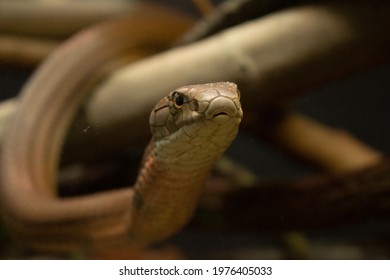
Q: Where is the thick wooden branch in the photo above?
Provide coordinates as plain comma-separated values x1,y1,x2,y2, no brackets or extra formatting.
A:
0,1,389,164
83,1,390,161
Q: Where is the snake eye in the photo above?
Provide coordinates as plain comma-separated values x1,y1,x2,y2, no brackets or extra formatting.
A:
173,93,185,109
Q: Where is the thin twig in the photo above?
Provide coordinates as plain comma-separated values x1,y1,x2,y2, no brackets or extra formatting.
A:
191,0,215,16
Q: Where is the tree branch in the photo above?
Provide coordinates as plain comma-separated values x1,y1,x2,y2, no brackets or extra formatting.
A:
0,1,388,165
212,159,390,230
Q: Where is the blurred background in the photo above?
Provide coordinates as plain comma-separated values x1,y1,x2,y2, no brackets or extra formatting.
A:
0,0,389,259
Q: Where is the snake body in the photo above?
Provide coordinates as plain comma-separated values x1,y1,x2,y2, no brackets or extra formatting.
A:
132,83,242,245
0,11,242,250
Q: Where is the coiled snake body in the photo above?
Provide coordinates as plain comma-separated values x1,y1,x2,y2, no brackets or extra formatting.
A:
0,6,243,250
1,80,242,250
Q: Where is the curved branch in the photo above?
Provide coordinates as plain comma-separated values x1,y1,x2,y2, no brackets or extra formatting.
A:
0,1,389,164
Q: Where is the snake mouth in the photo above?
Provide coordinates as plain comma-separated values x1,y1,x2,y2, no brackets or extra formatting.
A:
206,96,240,121
211,110,239,124
213,112,228,118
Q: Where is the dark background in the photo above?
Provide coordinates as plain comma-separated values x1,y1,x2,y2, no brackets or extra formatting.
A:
0,0,389,259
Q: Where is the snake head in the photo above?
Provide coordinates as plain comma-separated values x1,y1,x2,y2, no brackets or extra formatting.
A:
149,82,243,164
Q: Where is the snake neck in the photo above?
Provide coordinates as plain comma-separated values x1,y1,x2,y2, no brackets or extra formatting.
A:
127,82,242,246
129,140,216,244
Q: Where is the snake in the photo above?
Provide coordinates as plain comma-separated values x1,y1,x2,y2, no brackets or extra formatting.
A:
0,10,243,251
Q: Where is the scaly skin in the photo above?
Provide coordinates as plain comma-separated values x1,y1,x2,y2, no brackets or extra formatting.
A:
0,8,196,252
0,10,242,252
131,82,242,245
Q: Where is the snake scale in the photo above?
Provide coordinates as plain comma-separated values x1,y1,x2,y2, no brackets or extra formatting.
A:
0,8,242,251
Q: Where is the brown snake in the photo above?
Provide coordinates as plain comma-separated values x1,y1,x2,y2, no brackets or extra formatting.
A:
0,10,242,251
